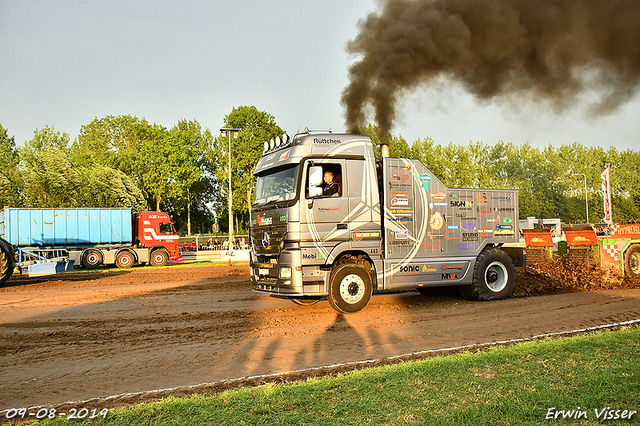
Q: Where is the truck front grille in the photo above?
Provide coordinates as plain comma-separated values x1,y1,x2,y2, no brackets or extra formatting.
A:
251,225,286,256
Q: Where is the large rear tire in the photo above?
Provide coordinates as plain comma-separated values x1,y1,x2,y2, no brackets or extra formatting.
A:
327,259,373,313
82,249,103,269
115,251,135,269
459,248,515,301
625,245,640,278
0,242,16,286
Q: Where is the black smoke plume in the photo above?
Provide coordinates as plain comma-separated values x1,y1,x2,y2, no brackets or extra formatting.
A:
342,0,640,139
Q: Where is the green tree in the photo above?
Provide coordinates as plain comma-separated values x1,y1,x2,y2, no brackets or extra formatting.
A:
72,115,166,206
0,124,24,207
20,126,77,207
20,125,147,209
142,119,213,233
77,165,147,211
213,106,283,232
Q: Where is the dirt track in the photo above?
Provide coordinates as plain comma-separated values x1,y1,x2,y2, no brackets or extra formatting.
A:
1,263,640,411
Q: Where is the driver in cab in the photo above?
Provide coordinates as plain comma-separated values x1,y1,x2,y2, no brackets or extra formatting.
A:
323,170,341,197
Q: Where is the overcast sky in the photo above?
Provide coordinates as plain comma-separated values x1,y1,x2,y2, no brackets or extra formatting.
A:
1,0,638,152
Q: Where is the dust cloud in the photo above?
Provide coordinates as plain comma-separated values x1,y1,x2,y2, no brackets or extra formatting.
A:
342,0,640,140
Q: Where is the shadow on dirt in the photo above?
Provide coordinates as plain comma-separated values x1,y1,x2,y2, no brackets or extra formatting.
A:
2,269,133,288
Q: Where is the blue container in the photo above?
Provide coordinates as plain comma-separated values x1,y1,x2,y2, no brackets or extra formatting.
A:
0,208,133,247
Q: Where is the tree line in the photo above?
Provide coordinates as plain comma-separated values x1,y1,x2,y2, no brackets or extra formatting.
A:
1,111,638,236
0,106,282,235
363,124,640,224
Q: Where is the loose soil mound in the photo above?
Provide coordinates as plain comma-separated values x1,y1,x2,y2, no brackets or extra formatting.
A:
513,261,640,297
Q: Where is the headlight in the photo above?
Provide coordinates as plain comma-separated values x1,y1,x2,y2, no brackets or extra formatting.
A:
279,267,292,279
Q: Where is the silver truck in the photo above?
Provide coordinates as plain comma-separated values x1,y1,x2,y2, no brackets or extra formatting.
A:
250,130,519,313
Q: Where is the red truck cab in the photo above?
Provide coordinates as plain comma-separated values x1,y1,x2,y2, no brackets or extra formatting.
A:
134,211,181,261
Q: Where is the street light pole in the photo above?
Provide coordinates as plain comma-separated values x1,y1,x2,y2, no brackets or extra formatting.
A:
573,173,589,224
220,128,241,253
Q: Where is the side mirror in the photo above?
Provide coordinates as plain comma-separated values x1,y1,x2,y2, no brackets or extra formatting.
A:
308,166,323,198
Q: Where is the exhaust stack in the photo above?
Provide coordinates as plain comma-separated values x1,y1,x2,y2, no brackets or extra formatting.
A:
381,143,390,158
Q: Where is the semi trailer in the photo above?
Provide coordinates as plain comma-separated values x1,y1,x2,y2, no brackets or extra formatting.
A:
249,131,521,313
0,207,180,285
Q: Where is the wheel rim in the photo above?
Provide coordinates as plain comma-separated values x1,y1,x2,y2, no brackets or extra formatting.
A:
86,252,100,266
631,252,640,274
339,273,365,304
485,261,508,292
154,253,166,264
119,254,132,266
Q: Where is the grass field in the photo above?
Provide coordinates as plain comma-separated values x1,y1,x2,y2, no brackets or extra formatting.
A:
11,326,640,425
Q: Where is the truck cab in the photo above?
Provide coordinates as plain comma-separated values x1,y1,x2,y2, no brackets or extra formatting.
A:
134,211,180,261
250,131,519,313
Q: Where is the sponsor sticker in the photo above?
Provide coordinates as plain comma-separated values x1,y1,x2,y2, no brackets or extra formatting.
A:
313,138,341,144
450,200,473,208
400,265,420,274
391,197,409,206
257,215,273,226
445,230,461,240
455,214,476,220
302,252,327,260
495,224,515,236
479,226,494,237
431,191,446,201
429,202,448,208
491,195,513,202
392,172,411,183
390,240,414,246
389,208,413,215
462,232,479,241
353,231,381,241
429,212,444,230
419,173,432,190
395,229,410,239
390,217,414,223
476,192,488,205
279,150,290,161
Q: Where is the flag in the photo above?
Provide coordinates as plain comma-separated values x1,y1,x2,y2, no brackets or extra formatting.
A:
601,167,613,225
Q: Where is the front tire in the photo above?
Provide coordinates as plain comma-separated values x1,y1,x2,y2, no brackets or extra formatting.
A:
289,296,322,306
115,251,135,268
459,248,515,301
150,249,169,267
625,245,640,278
327,260,373,313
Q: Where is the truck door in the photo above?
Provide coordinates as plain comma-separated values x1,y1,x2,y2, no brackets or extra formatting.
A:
300,160,349,250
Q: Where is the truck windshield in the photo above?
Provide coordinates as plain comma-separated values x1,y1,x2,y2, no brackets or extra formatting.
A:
159,222,175,235
254,164,299,205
